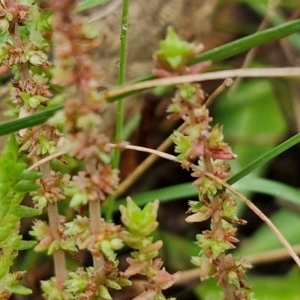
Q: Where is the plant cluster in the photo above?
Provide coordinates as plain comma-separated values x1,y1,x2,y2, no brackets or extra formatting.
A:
153,27,254,299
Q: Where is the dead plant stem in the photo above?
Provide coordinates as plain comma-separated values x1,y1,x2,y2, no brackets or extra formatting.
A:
104,67,300,101
39,162,68,285
86,159,106,283
205,78,233,106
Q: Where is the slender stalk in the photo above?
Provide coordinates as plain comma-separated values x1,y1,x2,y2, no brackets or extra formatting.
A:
113,0,130,165
86,159,106,282
104,67,300,102
28,151,67,170
205,78,233,107
39,162,67,286
89,200,106,283
106,0,130,220
13,18,67,286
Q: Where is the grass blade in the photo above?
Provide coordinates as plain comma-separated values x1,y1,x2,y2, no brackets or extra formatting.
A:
191,19,300,64
228,132,300,185
0,105,63,136
234,178,300,206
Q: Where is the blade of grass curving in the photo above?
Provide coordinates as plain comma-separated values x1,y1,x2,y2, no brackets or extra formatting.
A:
234,177,300,206
0,105,63,136
105,67,300,102
228,132,300,185
191,18,300,64
250,3,300,51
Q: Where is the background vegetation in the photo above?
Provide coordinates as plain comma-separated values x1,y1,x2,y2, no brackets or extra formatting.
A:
1,0,300,299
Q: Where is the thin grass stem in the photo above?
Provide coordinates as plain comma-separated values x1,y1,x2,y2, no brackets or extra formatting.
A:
107,0,130,221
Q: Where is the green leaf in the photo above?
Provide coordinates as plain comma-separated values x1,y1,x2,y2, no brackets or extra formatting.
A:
248,271,300,300
155,27,194,69
159,231,198,270
0,223,12,243
236,209,300,256
14,205,41,218
3,134,18,163
114,173,300,213
0,200,10,219
19,169,41,181
191,18,300,64
13,240,37,251
9,283,32,295
14,181,40,192
228,132,300,185
233,177,300,207
250,3,300,51
0,268,7,280
0,105,63,137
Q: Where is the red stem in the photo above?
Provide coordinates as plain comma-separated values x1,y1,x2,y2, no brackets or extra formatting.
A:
203,154,236,299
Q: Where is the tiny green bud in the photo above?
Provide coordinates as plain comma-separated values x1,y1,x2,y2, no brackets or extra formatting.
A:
69,192,88,208
120,198,159,236
38,135,56,155
28,50,48,66
28,95,45,109
172,130,192,161
41,277,73,300
0,18,9,35
179,84,197,104
100,240,116,262
167,102,181,114
227,270,239,288
98,285,112,300
82,22,99,39
65,270,88,293
110,238,124,250
106,279,122,290
155,26,194,69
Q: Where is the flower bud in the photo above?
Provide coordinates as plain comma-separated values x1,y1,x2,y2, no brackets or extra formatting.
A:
28,50,48,66
0,18,9,35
